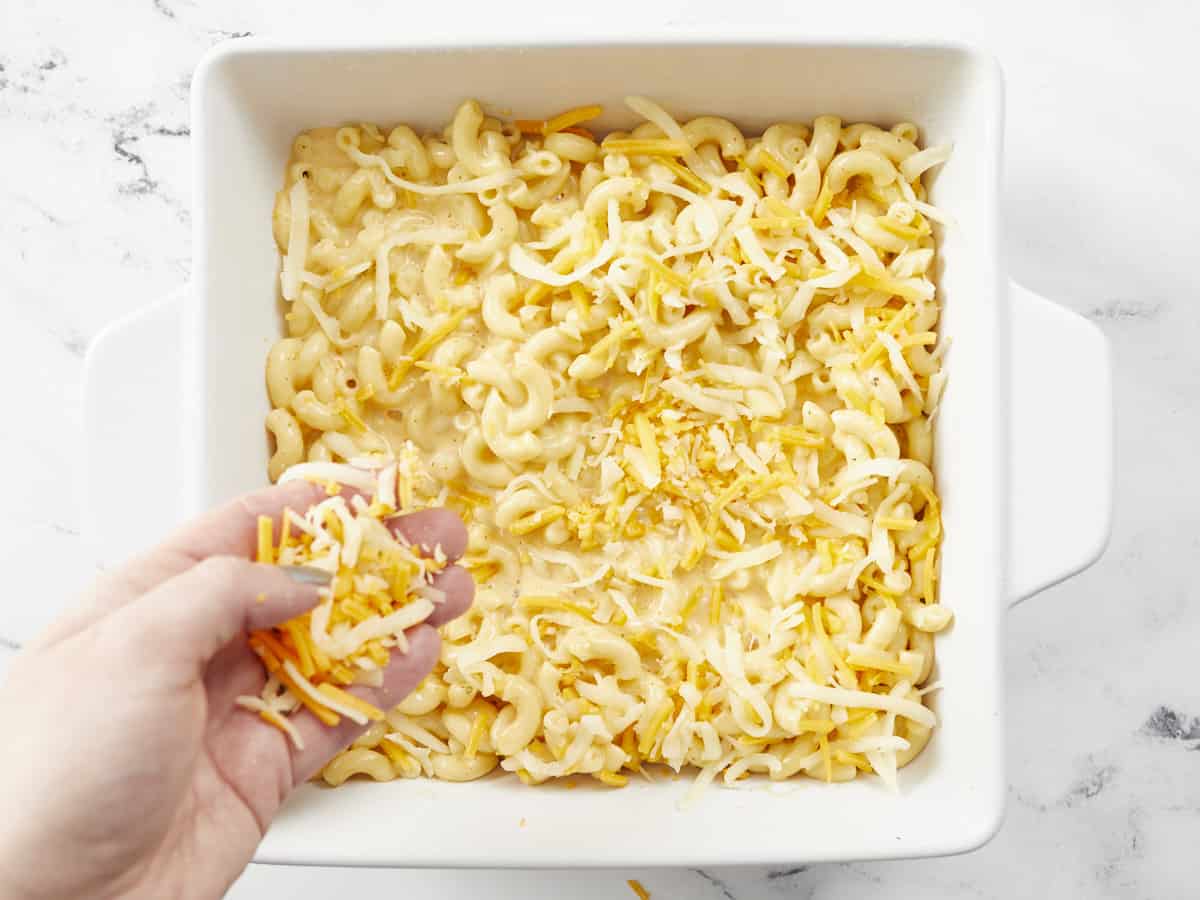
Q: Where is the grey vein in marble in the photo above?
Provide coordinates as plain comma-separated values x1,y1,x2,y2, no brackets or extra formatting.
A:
1085,299,1164,322
1140,706,1200,742
693,869,737,899
110,105,164,196
1061,759,1118,807
765,866,808,880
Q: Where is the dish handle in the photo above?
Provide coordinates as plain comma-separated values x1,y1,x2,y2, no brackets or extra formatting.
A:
1009,281,1113,604
82,285,188,567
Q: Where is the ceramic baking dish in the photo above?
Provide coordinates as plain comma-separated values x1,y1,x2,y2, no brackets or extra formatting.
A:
79,33,1112,868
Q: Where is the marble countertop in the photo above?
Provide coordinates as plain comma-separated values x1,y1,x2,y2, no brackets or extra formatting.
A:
3,0,1198,896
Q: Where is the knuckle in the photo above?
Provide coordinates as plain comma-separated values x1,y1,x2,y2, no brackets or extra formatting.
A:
195,554,251,592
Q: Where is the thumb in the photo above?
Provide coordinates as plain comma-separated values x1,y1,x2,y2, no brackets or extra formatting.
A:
110,557,331,671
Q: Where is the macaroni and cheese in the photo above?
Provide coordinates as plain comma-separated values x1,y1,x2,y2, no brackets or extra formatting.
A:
265,97,952,790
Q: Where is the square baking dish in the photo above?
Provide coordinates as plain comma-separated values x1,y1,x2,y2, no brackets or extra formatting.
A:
79,31,1112,868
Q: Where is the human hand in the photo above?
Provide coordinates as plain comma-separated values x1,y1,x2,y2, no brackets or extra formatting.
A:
0,481,472,900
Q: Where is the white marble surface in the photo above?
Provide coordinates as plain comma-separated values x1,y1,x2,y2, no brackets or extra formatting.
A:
2,0,1198,896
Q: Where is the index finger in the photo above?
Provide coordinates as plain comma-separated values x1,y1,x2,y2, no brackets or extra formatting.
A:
33,480,330,650
160,480,333,562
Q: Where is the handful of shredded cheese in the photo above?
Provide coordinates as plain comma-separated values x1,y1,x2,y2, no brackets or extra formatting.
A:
237,446,449,751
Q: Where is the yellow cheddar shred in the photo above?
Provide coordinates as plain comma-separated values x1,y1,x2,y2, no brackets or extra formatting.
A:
256,515,274,565
759,149,792,180
709,583,723,627
543,104,603,135
656,156,710,193
464,709,491,761
518,595,593,618
601,138,691,157
509,505,567,536
388,309,469,389
594,770,629,787
638,700,673,756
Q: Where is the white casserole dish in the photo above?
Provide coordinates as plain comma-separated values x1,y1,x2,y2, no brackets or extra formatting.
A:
79,33,1112,868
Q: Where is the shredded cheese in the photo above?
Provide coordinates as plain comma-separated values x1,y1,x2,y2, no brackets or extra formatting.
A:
238,450,447,748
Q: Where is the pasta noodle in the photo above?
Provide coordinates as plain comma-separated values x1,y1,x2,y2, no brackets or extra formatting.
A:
266,98,952,790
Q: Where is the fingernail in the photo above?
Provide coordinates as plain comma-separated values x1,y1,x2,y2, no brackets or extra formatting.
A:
282,565,333,586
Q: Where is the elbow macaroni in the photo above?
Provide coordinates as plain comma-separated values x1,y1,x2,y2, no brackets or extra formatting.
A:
268,96,952,791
